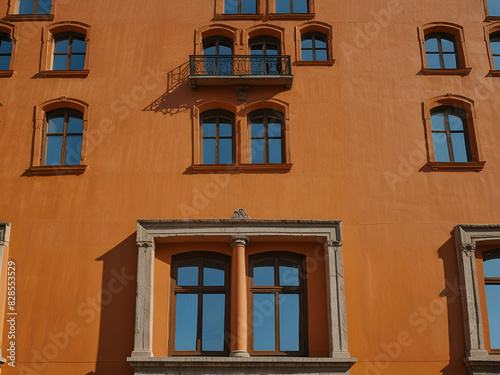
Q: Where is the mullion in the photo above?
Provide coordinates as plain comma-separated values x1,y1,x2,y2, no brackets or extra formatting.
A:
66,34,74,70
215,114,220,164
443,111,455,162
264,116,269,163
437,35,445,69
32,0,38,14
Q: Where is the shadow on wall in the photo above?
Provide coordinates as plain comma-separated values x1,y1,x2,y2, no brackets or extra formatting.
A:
85,233,137,375
437,236,468,375
143,62,190,116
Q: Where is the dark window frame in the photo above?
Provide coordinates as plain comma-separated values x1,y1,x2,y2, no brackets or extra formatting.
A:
248,252,308,356
52,32,86,71
249,109,285,164
300,31,327,61
41,108,84,166
425,32,460,69
200,109,235,165
170,252,231,356
430,106,472,163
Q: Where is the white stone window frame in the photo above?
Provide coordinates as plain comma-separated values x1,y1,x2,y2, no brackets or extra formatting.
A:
454,224,500,375
128,219,356,375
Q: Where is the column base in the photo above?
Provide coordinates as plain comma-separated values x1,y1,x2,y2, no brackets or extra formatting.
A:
130,350,153,358
229,350,250,357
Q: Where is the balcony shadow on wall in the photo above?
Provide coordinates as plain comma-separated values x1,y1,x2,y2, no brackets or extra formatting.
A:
85,233,137,375
437,237,468,375
142,62,191,116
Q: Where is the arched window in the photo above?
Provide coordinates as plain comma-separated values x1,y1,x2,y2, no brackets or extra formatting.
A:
53,32,86,71
276,0,308,13
224,0,257,14
249,35,281,74
490,32,500,70
0,33,13,70
203,36,233,75
483,249,500,351
249,252,307,355
18,0,51,14
249,109,284,164
171,252,230,355
430,106,470,163
200,109,235,164
425,32,459,69
301,32,327,61
42,108,84,166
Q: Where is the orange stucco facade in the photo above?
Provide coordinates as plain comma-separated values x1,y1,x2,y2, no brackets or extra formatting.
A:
0,0,499,374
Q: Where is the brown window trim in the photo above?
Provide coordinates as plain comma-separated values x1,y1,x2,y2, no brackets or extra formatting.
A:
248,252,308,356
0,70,14,77
428,161,485,171
169,252,231,357
421,67,471,75
40,70,90,78
29,165,88,175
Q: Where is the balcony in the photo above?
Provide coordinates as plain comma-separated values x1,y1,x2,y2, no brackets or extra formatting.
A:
189,55,293,89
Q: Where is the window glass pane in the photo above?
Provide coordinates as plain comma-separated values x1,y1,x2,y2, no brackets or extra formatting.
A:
493,55,500,70
202,294,225,351
48,116,64,133
279,294,300,351
265,44,279,56
448,114,464,131
276,0,291,13
36,0,52,14
450,132,468,162
203,139,216,164
443,53,458,69
53,55,68,70
485,285,500,349
65,135,82,165
268,138,282,163
301,35,313,48
316,49,328,61
432,132,450,162
45,136,63,165
293,0,308,13
268,122,282,137
219,138,233,164
425,38,439,52
279,259,299,286
490,38,500,55
253,293,275,350
18,0,35,14
204,44,216,55
54,37,69,53
484,257,500,277
175,294,198,351
0,55,10,70
242,0,257,13
219,44,232,56
219,121,232,137
315,36,327,49
71,37,86,53
253,258,275,286
426,53,441,69
177,260,199,286
67,115,83,133
0,37,12,54
251,44,263,55
489,0,500,16
431,113,445,130
441,38,456,52
224,0,238,14
301,49,313,61
203,260,225,286
251,139,264,163
70,54,86,70
203,121,216,137
251,122,263,137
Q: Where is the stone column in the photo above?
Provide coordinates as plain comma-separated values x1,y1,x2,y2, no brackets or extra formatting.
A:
229,235,250,357
131,240,155,358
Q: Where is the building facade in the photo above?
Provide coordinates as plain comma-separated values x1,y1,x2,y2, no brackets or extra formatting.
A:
0,0,499,374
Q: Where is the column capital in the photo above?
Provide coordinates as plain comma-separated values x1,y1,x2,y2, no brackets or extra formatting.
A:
230,236,249,248
137,240,155,251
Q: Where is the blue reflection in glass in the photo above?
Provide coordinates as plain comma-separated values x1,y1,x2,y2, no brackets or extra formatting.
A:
425,38,439,52
301,49,313,61
426,53,441,69
268,123,281,137
489,0,500,16
448,114,463,131
279,260,299,286
279,294,299,351
268,139,282,163
203,121,216,137
485,285,500,349
68,116,83,133
253,293,275,350
242,0,257,13
48,116,64,133
178,262,199,286
72,38,86,53
441,38,456,52
203,139,216,164
253,258,274,286
451,133,468,162
0,56,10,70
0,37,12,54
443,53,457,69
55,37,69,53
431,113,445,130
219,138,232,164
65,135,82,165
45,136,62,165
251,122,263,137
302,35,312,48
316,49,328,61
484,257,500,277
202,294,225,351
224,0,238,13
53,55,67,70
252,139,264,163
175,294,198,351
219,121,232,137
276,0,290,13
70,54,85,70
432,133,450,162
18,0,34,14
490,38,500,55
203,260,225,286
36,0,52,14
293,0,308,13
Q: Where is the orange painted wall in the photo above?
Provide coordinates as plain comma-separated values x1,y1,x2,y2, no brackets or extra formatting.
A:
0,0,498,373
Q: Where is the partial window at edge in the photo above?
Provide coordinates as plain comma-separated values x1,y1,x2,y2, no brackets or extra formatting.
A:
18,0,51,14
0,33,13,70
276,0,308,13
487,0,500,16
483,249,500,350
224,0,257,14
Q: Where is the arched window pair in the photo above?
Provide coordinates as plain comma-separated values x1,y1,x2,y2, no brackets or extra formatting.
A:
200,109,285,165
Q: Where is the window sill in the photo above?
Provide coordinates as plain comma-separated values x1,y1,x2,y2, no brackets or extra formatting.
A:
5,14,55,21
296,60,335,66
216,13,263,20
190,163,293,174
464,355,500,375
489,70,500,77
29,165,88,175
0,70,14,77
421,67,471,76
267,13,315,20
485,15,500,21
40,70,90,78
428,161,485,171
128,356,356,374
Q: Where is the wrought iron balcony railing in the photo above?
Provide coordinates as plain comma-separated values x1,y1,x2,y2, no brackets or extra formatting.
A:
189,55,293,89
